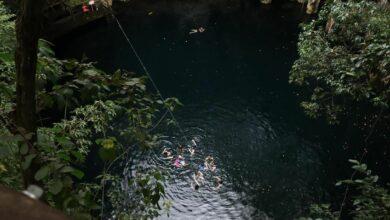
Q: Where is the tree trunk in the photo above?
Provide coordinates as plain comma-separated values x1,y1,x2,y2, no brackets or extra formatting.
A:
15,0,45,187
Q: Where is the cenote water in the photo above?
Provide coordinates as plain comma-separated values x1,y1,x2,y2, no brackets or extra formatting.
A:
57,1,354,219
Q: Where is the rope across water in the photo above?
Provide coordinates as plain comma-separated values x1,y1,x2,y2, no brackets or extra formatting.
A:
112,15,189,142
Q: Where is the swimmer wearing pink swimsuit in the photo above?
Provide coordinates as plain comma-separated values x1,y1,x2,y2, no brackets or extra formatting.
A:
174,158,181,168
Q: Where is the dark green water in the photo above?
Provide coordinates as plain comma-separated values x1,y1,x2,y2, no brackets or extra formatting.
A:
57,1,354,219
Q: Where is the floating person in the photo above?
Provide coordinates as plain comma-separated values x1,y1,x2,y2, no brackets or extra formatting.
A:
205,155,214,163
191,139,197,147
177,144,184,155
173,155,187,168
193,170,205,186
189,27,206,35
180,158,187,167
213,176,223,190
188,147,195,156
209,161,217,172
204,155,215,170
162,147,173,159
198,164,206,171
173,157,181,168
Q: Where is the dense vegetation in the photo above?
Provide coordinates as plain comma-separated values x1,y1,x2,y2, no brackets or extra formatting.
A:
290,0,390,218
291,0,389,125
0,2,176,218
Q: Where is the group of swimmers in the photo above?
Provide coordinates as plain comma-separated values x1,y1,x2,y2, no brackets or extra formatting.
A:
162,139,223,191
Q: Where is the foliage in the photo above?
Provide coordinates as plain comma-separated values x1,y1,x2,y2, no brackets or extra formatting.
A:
292,1,390,219
300,160,390,220
290,0,389,124
106,169,171,219
0,2,179,218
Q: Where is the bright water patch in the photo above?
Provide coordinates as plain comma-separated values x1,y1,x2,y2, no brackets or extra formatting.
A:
142,99,324,219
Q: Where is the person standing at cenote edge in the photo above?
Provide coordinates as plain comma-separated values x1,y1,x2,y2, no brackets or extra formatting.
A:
89,0,97,11
82,3,90,13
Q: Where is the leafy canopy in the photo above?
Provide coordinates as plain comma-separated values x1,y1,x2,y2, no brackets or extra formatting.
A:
290,0,389,124
0,2,179,218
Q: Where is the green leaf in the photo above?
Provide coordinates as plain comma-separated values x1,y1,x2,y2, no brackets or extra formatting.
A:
48,180,63,195
71,151,84,161
101,139,115,149
70,169,84,180
55,136,74,147
60,166,74,173
22,154,36,170
348,159,359,164
38,39,55,57
34,166,50,181
82,69,100,77
98,147,116,161
0,52,13,64
20,143,28,155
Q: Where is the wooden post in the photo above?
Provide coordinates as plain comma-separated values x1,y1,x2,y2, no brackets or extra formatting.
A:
15,0,45,187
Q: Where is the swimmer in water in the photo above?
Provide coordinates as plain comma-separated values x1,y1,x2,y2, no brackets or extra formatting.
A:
173,158,180,168
189,27,206,35
162,147,173,159
205,155,214,163
198,164,206,171
191,139,197,147
177,144,184,155
180,159,188,167
213,176,223,190
204,156,215,170
193,170,205,185
188,147,195,156
173,155,187,168
209,161,217,172
173,155,183,168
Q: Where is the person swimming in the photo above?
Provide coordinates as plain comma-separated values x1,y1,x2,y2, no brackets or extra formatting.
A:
188,147,195,156
213,176,223,190
198,164,206,171
209,161,217,172
180,159,187,166
173,155,188,168
205,155,214,163
191,139,197,147
162,147,173,159
193,170,205,186
204,156,215,170
173,158,180,168
177,144,184,155
189,27,206,35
